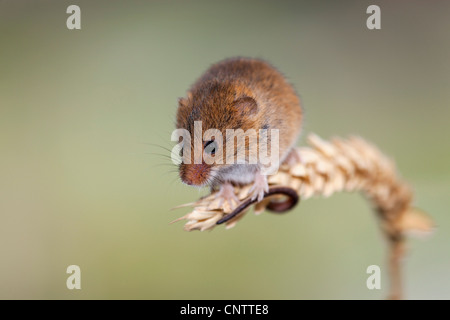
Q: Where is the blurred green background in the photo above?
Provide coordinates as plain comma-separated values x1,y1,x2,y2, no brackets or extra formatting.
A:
1,0,449,299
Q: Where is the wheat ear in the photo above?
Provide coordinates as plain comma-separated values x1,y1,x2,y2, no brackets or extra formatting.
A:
172,133,433,299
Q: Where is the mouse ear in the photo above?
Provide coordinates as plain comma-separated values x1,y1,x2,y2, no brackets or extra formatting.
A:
178,92,192,109
176,96,191,129
178,97,188,109
233,96,258,115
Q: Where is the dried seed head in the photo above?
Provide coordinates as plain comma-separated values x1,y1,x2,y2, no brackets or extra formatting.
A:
171,133,433,300
172,133,433,237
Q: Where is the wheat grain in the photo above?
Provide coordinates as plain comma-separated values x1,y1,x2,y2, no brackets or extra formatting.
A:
171,133,433,299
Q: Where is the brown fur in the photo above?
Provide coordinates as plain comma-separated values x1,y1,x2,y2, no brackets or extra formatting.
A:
177,57,302,186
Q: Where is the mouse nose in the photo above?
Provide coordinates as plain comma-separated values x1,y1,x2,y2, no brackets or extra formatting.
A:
180,163,210,186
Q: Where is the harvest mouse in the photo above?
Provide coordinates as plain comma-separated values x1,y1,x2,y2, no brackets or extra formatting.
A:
176,57,302,206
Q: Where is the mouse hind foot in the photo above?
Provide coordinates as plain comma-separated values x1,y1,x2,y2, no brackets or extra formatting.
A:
282,148,302,166
247,171,269,203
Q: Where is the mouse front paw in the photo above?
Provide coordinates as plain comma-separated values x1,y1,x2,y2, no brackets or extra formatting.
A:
215,182,240,209
247,173,269,203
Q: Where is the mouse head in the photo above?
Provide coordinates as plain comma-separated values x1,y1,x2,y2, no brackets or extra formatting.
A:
175,81,259,187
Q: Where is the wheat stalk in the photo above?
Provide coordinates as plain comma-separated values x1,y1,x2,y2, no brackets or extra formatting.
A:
172,133,433,299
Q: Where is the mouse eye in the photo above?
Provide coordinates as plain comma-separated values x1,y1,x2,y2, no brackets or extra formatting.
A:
204,140,217,155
